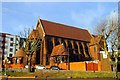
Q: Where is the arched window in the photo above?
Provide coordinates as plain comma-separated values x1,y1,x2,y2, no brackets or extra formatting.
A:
74,42,78,54
73,42,79,62
55,38,60,46
68,41,74,62
79,42,85,57
61,39,66,48
46,37,53,54
68,41,72,53
84,43,90,57
46,37,53,65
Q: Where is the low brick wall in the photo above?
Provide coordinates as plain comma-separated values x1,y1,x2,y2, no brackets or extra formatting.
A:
70,62,86,71
58,62,86,71
58,61,101,71
4,64,25,68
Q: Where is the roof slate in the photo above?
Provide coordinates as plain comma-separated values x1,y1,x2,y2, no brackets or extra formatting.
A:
40,19,92,42
14,48,26,58
51,44,68,57
29,29,39,39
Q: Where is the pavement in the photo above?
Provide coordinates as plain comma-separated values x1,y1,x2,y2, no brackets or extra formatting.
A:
0,76,35,80
0,76,117,80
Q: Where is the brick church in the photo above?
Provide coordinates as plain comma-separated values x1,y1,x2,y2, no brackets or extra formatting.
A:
28,18,103,66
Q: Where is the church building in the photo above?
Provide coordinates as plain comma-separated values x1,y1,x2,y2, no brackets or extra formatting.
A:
29,18,101,66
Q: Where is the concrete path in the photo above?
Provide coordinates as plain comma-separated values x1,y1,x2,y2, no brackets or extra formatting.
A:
0,76,118,80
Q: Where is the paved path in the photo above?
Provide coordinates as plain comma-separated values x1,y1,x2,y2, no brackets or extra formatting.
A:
1,77,118,80
0,76,119,80
1,76,35,80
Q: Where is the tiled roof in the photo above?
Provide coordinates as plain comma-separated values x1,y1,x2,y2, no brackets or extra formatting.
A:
29,29,39,39
51,44,68,57
40,19,92,42
14,48,26,58
90,35,103,45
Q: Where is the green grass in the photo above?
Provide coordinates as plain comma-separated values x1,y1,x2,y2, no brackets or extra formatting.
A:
2,70,120,79
2,71,35,77
51,71,116,79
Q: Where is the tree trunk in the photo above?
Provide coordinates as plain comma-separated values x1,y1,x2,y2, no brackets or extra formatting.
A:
104,38,108,55
28,55,32,72
28,61,31,72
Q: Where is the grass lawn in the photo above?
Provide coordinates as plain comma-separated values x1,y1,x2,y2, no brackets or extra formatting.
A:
1,70,120,79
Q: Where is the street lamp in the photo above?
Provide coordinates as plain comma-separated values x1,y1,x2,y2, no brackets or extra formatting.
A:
4,55,7,76
67,48,70,70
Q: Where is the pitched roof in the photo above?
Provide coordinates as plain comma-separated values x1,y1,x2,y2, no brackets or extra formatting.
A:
89,35,104,49
40,19,92,42
14,48,26,58
29,29,39,39
51,44,68,57
90,35,102,45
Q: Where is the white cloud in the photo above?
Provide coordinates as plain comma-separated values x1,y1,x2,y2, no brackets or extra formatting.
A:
72,11,97,33
109,10,118,21
70,3,111,34
13,24,30,33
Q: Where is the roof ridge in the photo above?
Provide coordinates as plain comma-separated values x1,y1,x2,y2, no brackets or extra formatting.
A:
39,19,92,42
41,19,87,31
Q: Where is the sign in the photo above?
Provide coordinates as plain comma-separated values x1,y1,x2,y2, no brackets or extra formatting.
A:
100,51,107,58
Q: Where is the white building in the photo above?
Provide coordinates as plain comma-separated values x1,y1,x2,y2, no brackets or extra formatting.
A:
0,33,25,58
6,34,20,57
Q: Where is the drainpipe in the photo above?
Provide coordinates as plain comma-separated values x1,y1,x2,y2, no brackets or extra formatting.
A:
68,48,70,70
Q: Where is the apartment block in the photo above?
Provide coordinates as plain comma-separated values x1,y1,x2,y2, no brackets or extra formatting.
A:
0,33,25,58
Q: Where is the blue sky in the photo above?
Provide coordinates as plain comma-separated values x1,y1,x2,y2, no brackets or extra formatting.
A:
2,2,118,35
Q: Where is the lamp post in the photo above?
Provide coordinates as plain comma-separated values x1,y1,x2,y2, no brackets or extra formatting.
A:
4,55,7,76
67,48,70,70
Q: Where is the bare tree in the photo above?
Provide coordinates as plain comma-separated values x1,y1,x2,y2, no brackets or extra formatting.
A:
19,27,42,72
95,11,118,75
96,11,118,56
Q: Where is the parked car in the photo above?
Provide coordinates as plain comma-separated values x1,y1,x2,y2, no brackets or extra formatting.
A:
35,65,46,69
50,66,62,70
25,65,28,68
25,65,33,69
